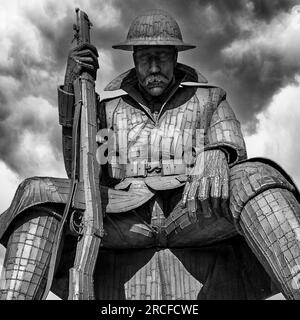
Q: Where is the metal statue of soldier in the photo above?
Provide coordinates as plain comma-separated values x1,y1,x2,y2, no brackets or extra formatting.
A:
0,9,300,300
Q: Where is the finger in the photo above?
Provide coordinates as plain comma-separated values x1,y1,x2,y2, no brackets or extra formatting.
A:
198,177,212,218
181,181,191,207
187,180,199,221
221,176,229,200
201,198,212,219
74,49,99,64
73,56,99,69
73,43,99,57
197,177,205,215
221,197,231,222
76,62,96,73
221,183,231,221
73,56,94,63
210,176,222,218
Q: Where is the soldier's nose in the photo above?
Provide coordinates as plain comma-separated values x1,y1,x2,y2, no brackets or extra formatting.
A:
149,59,160,73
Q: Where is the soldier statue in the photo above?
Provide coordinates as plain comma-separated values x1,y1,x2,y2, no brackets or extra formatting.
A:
0,9,300,300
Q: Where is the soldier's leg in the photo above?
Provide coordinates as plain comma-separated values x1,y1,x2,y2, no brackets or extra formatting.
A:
164,188,237,247
230,161,300,300
101,199,156,249
0,206,61,300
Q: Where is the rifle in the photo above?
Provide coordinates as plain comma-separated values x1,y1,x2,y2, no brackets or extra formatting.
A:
68,8,103,300
42,8,103,300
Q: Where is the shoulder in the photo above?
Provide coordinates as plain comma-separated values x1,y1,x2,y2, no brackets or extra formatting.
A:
195,84,226,99
185,84,227,106
98,92,127,107
97,93,128,128
98,92,128,113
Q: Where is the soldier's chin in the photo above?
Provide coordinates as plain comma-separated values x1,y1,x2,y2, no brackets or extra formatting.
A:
146,86,165,96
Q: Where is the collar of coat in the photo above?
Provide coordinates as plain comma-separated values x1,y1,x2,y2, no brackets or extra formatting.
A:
104,63,208,92
103,63,208,123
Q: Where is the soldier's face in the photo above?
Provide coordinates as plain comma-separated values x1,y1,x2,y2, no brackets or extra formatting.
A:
133,46,177,96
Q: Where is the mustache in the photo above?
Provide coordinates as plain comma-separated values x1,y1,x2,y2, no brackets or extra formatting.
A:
142,74,169,87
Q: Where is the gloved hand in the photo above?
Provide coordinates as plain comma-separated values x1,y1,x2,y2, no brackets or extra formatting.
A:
64,43,99,92
181,149,230,220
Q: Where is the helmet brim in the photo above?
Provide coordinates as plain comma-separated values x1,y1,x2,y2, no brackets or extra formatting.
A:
112,39,196,52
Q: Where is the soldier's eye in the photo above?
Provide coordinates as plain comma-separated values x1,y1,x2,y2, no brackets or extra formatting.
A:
158,53,171,62
137,54,150,63
136,52,173,64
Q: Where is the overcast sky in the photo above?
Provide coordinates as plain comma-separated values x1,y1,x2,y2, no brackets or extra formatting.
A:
0,0,300,300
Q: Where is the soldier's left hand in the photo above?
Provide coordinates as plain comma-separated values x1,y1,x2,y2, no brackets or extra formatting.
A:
64,43,99,91
181,149,230,220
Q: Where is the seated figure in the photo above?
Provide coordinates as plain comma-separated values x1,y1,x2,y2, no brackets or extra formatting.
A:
0,9,300,300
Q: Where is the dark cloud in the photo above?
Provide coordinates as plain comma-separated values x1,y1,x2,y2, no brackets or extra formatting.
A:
0,102,63,176
0,124,20,175
24,7,71,72
0,91,9,122
251,0,297,21
175,0,300,129
0,4,68,176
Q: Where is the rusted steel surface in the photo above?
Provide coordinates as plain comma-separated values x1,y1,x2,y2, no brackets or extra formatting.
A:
229,160,296,221
0,209,60,299
1,159,300,299
112,10,196,51
66,8,105,300
93,240,276,300
68,72,102,299
240,188,300,300
0,177,154,246
98,77,247,183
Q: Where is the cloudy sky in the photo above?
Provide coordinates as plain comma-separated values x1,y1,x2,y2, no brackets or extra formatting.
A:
0,0,300,300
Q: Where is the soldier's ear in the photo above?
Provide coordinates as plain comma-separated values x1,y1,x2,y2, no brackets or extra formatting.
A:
174,49,178,66
133,52,137,66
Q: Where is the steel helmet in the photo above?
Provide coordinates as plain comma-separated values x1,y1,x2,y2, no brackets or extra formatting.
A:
112,9,196,52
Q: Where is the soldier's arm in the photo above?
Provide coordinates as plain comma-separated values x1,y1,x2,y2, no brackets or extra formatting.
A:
57,88,104,178
57,86,74,178
57,43,99,177
206,90,247,166
182,88,246,217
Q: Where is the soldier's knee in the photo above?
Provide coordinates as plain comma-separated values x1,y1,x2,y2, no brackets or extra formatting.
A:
0,212,61,300
13,176,68,212
1,205,62,248
18,176,50,190
229,161,296,221
14,205,61,228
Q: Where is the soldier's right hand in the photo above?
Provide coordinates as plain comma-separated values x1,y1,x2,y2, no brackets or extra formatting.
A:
64,43,99,91
181,149,230,221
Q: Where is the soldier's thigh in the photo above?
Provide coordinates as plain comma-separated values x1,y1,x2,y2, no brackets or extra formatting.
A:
165,191,237,247
101,207,156,249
